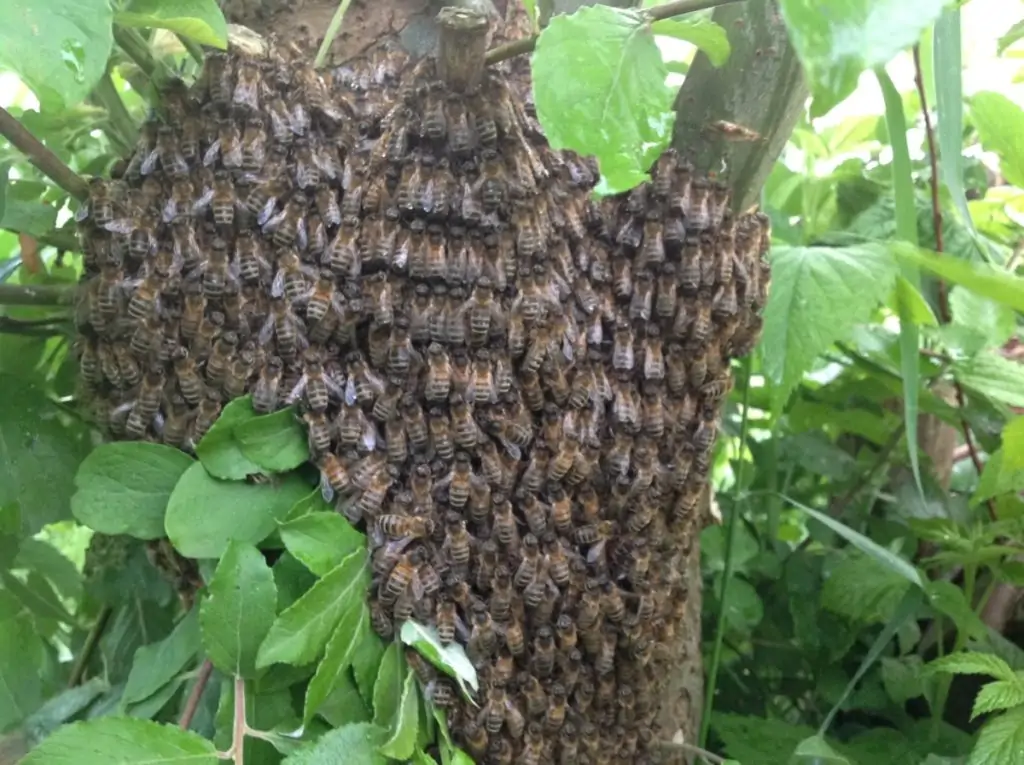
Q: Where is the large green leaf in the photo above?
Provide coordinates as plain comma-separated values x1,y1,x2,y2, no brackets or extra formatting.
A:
379,669,419,760
304,602,368,724
72,443,193,540
0,199,59,238
968,705,1024,765
201,541,278,679
399,621,479,696
954,353,1024,409
0,0,113,109
760,245,899,408
372,642,406,728
116,0,227,49
121,609,200,708
650,17,730,67
281,722,388,765
969,91,1024,188
19,717,218,765
0,615,45,731
279,505,366,578
532,4,675,195
0,375,90,535
194,396,262,480
778,0,950,117
933,10,974,231
234,407,309,474
164,463,311,559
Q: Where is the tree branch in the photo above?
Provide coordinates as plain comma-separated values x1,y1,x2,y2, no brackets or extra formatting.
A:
0,107,90,201
0,283,76,307
484,0,744,65
179,659,214,730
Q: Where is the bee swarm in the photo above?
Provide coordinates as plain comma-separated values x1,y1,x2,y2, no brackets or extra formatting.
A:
73,9,770,765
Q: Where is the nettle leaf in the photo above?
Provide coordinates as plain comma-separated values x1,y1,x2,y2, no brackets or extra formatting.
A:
974,450,1024,504
946,286,1016,355
257,548,369,668
969,705,1024,765
532,5,675,196
201,541,277,679
929,652,1017,682
379,669,419,760
373,642,406,728
280,505,366,577
760,245,898,408
165,463,311,558
304,601,368,724
954,352,1024,409
650,17,729,66
195,396,262,480
893,243,1024,313
926,580,989,642
234,407,309,474
0,0,113,109
19,717,218,765
972,679,1024,720
778,0,950,117
399,621,479,696
122,608,200,708
72,443,193,540
0,375,90,534
116,0,228,48
281,722,388,765
822,553,912,625
969,91,1024,188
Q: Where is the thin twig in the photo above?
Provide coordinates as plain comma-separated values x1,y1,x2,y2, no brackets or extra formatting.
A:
484,0,743,65
0,107,89,200
656,740,727,765
912,45,996,521
91,69,138,156
0,283,76,306
67,606,112,687
315,0,355,69
179,659,214,730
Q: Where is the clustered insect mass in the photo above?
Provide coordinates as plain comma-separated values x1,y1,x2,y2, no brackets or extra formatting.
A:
73,9,770,765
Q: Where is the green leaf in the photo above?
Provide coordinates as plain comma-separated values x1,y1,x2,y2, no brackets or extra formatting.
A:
778,0,950,117
0,0,113,109
998,19,1024,55
944,286,1016,355
72,443,193,540
926,579,989,642
881,656,927,705
122,609,200,707
532,5,675,196
165,463,311,558
969,705,1024,765
379,669,419,760
234,407,310,474
399,621,480,697
822,553,912,624
317,668,372,728
760,245,898,407
201,541,277,679
304,601,368,724
892,243,1024,313
125,675,187,720
790,735,852,764
281,722,388,765
257,549,369,668
929,652,1017,682
969,91,1024,188
954,353,1024,409
0,199,58,237
0,164,9,223
971,679,1024,720
934,10,974,231
20,717,218,765
1003,418,1024,476
23,677,107,738
116,0,228,48
892,275,937,327
280,506,366,578
352,620,386,706
650,17,730,66
974,450,1024,504
14,538,82,601
195,396,262,480
0,615,44,731
373,642,406,728
0,375,90,534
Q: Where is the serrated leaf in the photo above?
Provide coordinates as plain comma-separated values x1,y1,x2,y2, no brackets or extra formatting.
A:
122,608,200,707
928,652,1017,682
373,642,405,728
532,5,675,196
791,734,852,764
969,91,1024,188
304,601,367,724
116,0,227,48
650,17,729,66
969,705,1024,765
954,352,1024,409
892,243,1024,313
927,580,989,642
125,675,186,720
760,245,898,408
379,669,419,760
946,286,1016,355
234,407,309,474
195,396,262,480
201,541,277,679
352,622,386,707
881,656,926,705
0,0,113,109
317,668,371,728
281,722,388,765
892,274,937,327
257,549,368,668
280,505,366,577
399,621,479,695
778,0,950,118
974,450,1024,504
822,553,911,624
1003,418,1024,476
72,443,193,540
19,717,218,765
971,679,1024,720
165,463,311,559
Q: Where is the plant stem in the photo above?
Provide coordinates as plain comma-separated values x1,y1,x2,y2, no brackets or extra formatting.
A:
67,606,112,687
233,677,246,765
314,0,355,69
92,70,137,156
177,34,205,65
179,659,214,730
113,27,172,84
0,107,89,200
0,283,76,307
484,0,743,65
932,562,978,739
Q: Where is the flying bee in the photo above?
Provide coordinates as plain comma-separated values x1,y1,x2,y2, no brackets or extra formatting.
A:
264,193,308,250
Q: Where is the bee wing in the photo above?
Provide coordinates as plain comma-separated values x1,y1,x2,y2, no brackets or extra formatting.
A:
104,218,135,235
262,207,287,234
410,571,425,601
284,374,307,405
297,217,308,252
223,142,243,168
270,268,287,298
257,313,276,346
161,197,179,224
201,140,221,168
256,196,279,228
344,378,357,406
74,202,90,223
319,472,335,504
361,420,378,452
140,149,160,176
192,188,214,215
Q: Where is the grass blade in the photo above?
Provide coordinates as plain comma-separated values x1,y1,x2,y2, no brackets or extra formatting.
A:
933,9,975,234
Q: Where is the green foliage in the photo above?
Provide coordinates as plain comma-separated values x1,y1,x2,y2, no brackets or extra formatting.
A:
400,620,480,696
650,17,730,67
194,397,264,480
278,501,366,577
969,706,1024,765
121,609,199,709
19,718,218,764
115,0,228,49
968,92,1024,188
281,722,388,765
303,601,368,724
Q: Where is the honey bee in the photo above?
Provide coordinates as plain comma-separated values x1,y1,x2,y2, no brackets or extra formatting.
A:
205,331,238,387
398,396,428,455
428,408,455,462
492,494,520,550
169,347,202,405
442,511,471,573
531,625,556,679
191,389,223,445
476,149,507,212
468,602,498,662
303,411,334,457
369,599,394,640
264,193,308,250
461,721,488,760
337,400,377,453
355,464,394,523
383,416,408,464
380,548,420,606
375,514,435,542
252,356,284,413
315,450,350,502
259,298,307,362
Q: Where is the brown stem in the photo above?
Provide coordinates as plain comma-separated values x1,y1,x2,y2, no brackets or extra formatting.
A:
179,659,214,730
67,606,112,688
0,107,89,201
437,7,491,92
484,0,744,65
912,45,996,521
233,676,246,765
0,283,76,306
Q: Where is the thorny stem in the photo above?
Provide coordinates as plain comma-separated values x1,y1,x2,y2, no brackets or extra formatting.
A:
0,283,76,307
484,0,745,65
314,0,355,69
0,107,89,201
912,45,997,522
179,659,214,731
91,69,138,156
67,606,112,688
656,740,727,765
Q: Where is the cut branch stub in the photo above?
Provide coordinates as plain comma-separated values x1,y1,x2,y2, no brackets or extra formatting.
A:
437,6,491,92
